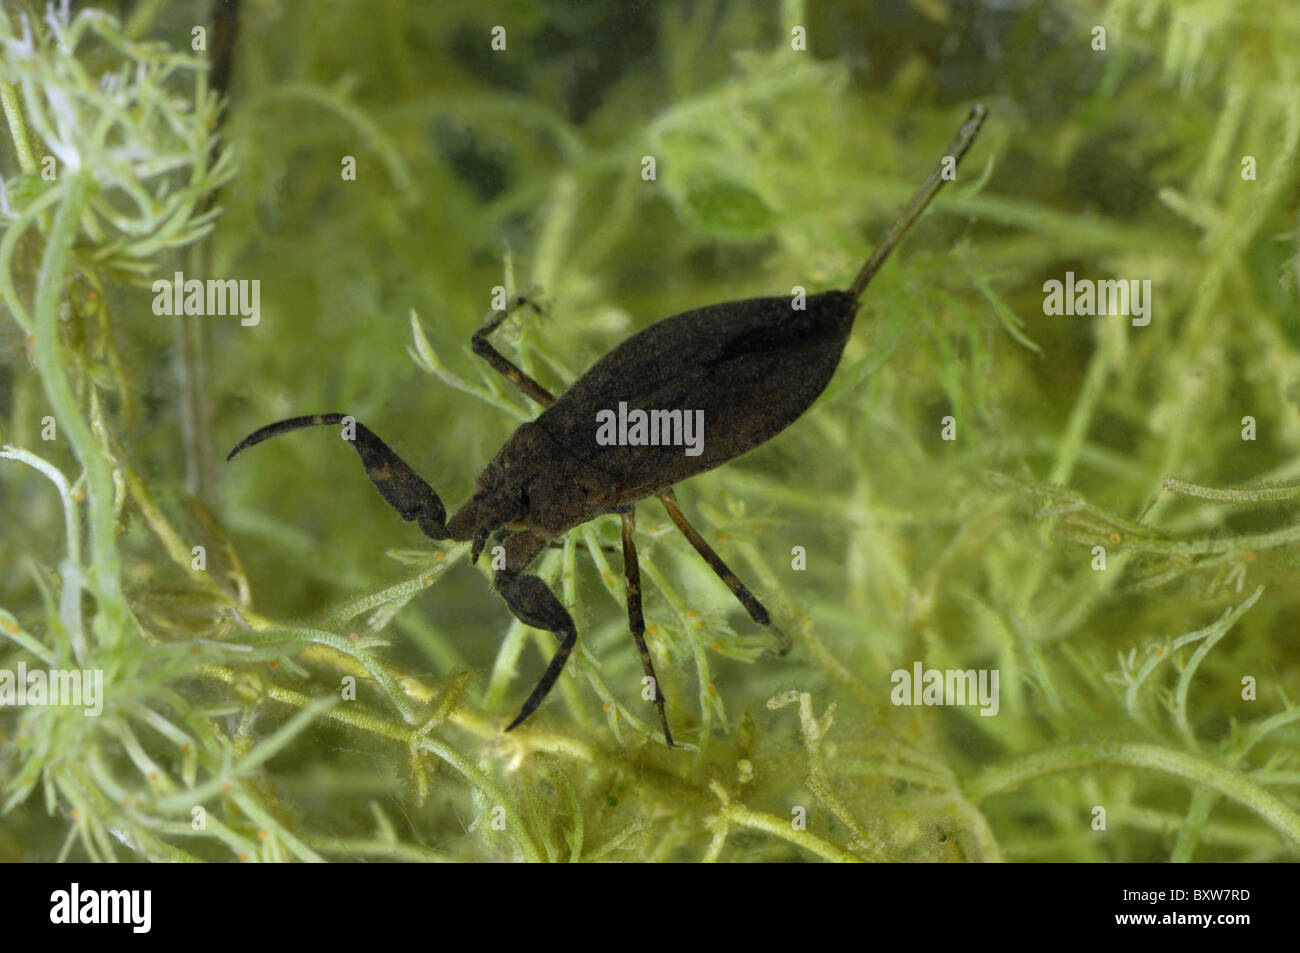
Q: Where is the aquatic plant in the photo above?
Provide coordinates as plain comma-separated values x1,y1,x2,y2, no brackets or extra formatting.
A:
1,0,1297,861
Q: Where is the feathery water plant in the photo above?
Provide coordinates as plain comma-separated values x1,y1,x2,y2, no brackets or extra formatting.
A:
1,0,1298,862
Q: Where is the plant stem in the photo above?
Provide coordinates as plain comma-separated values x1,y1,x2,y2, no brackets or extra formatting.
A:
199,665,545,862
0,77,36,173
964,743,1300,854
1164,476,1300,503
31,171,128,650
721,800,861,863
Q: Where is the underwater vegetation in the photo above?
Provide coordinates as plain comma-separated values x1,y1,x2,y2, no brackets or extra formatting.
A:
0,0,1298,862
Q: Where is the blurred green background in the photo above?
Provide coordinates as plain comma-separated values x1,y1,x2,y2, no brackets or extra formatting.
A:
1,0,1298,861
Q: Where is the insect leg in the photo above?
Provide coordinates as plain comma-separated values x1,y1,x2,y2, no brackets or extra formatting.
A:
658,488,791,654
620,509,674,747
471,298,556,408
495,531,579,731
226,414,456,541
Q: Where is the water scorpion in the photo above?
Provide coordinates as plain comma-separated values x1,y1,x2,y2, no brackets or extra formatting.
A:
228,105,989,746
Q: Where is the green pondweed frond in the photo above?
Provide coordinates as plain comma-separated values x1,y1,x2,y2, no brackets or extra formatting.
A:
0,4,369,862
0,2,234,287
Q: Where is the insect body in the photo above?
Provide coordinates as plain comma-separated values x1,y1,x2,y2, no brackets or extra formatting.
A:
228,105,988,746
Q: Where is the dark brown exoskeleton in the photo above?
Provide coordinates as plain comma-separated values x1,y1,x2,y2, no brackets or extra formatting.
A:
227,106,988,746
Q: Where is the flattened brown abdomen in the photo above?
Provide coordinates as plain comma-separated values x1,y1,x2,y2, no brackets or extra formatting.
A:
534,290,857,501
